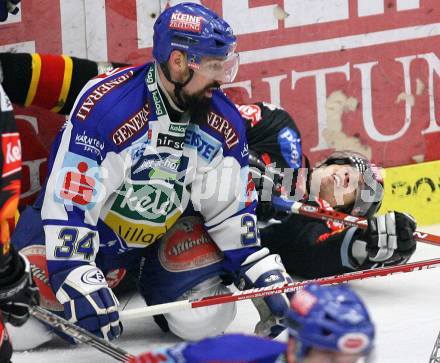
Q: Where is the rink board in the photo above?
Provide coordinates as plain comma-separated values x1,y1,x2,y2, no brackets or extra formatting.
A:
379,160,440,226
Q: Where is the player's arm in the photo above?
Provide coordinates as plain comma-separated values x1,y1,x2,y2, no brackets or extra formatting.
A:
194,97,291,337
0,84,38,326
0,53,127,115
241,102,303,171
261,207,417,278
41,95,126,340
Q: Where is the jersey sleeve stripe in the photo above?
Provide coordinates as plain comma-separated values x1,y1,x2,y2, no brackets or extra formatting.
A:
24,53,42,107
31,54,66,110
51,55,74,113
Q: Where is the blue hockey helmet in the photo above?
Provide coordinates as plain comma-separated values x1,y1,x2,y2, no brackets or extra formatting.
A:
286,283,375,358
316,150,384,218
153,3,238,81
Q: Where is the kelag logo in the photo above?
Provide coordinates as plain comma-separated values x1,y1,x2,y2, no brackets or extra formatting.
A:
151,90,166,117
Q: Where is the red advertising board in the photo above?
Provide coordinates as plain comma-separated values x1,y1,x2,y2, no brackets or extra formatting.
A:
1,0,440,202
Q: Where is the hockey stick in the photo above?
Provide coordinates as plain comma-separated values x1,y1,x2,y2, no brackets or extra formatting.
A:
430,329,440,363
30,305,134,362
271,197,440,247
120,256,440,320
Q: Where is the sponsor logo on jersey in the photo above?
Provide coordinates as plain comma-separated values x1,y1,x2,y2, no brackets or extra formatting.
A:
81,268,106,285
168,123,186,135
55,152,103,210
169,12,203,33
151,90,166,117
157,133,184,151
59,162,95,206
116,183,179,217
130,140,149,163
2,132,21,177
106,153,188,246
158,216,223,272
184,126,221,162
116,223,170,246
74,131,105,160
105,181,185,246
207,111,239,149
278,127,302,170
112,104,150,145
132,154,181,181
237,104,262,127
76,70,134,121
145,66,155,85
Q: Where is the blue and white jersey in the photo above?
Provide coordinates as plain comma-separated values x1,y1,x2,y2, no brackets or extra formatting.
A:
41,62,259,293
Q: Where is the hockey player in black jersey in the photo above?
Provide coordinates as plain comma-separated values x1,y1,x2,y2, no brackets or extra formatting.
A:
235,101,416,278
258,149,416,278
0,2,40,362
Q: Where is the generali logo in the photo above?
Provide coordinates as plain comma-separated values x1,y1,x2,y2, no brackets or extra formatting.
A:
207,111,239,149
112,104,150,145
76,70,134,121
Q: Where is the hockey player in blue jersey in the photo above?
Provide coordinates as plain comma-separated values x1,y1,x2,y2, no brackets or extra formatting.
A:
129,283,375,363
10,1,293,348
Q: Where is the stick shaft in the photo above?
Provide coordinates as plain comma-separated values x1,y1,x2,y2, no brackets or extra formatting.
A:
286,199,440,247
30,306,133,362
120,257,440,320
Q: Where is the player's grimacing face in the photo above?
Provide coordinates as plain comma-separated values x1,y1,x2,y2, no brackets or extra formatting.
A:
310,164,360,208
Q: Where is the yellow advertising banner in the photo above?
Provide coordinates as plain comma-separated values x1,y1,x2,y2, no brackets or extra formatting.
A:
378,160,440,226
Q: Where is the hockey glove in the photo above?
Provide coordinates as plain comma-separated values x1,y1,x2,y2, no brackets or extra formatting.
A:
351,211,417,268
366,211,416,264
56,265,121,341
236,248,291,337
0,250,39,326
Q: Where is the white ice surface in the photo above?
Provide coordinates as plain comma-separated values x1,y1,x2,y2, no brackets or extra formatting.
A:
13,224,440,363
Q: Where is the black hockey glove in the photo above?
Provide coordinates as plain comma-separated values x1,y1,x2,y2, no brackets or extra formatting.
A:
0,247,39,326
360,211,417,267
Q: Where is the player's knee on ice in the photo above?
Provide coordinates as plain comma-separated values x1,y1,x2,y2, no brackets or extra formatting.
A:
164,277,236,341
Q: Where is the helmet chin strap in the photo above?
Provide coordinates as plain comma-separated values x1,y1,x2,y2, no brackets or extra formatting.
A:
160,63,194,108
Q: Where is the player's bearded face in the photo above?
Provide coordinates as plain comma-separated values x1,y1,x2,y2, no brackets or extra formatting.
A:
182,80,221,125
